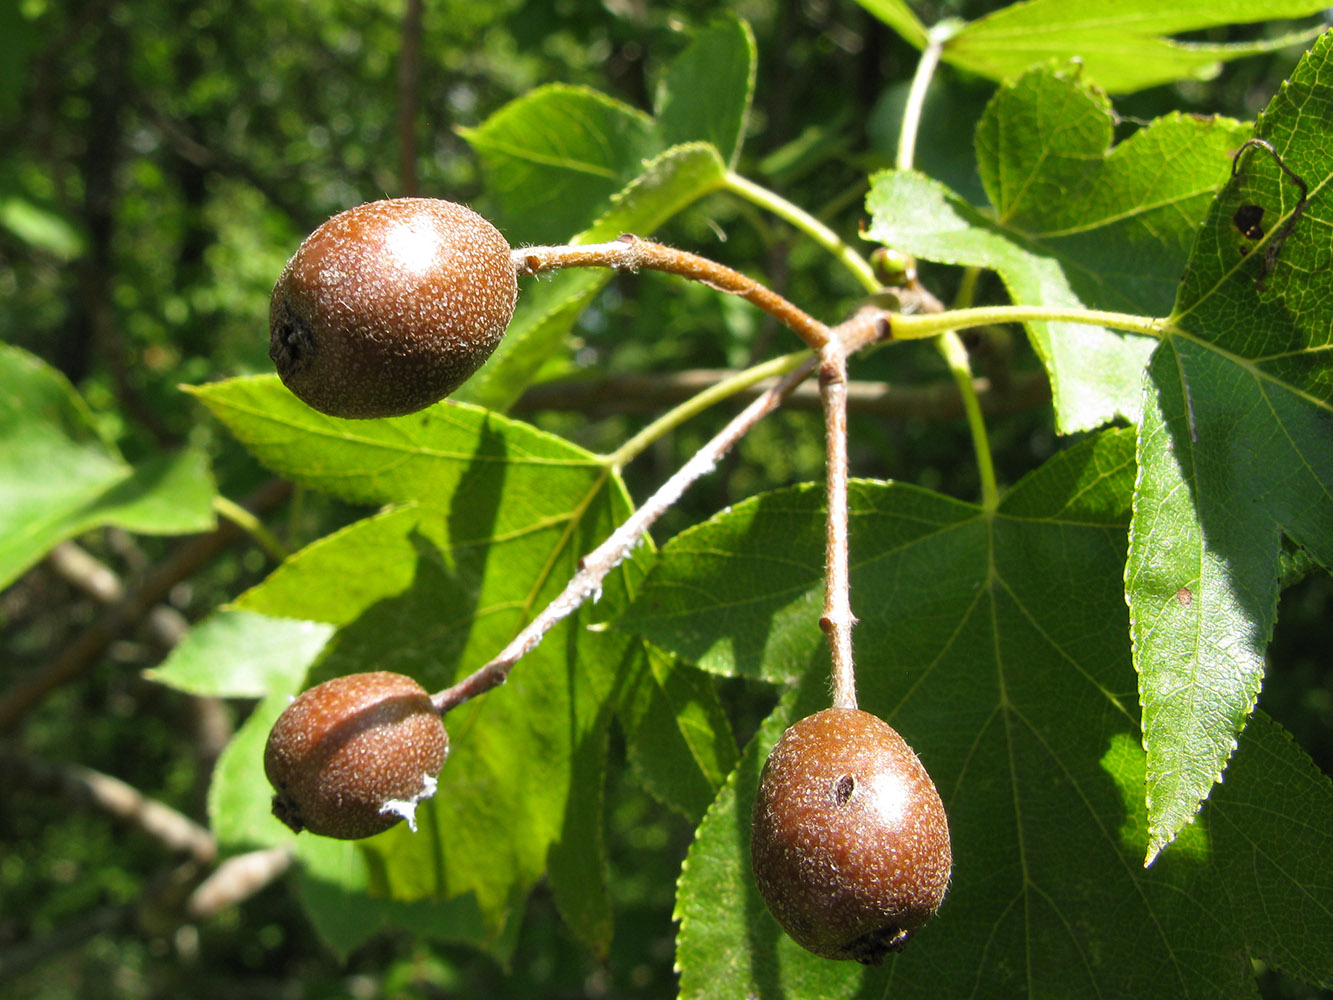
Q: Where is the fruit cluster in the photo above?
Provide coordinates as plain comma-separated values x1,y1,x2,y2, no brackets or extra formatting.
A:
261,199,951,961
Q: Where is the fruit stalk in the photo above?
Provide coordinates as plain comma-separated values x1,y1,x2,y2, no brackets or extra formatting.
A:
513,235,831,352
818,337,858,710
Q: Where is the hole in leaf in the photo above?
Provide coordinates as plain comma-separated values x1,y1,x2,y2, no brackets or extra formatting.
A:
1233,204,1265,240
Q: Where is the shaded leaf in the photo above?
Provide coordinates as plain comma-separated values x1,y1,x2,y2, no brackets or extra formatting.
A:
614,483,829,682
1205,714,1333,986
1127,32,1333,859
656,15,756,166
658,430,1333,997
616,645,738,823
295,832,500,961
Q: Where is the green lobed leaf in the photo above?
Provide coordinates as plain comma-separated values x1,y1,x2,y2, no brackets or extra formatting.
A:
198,378,646,953
658,429,1333,997
940,0,1327,93
866,64,1246,432
867,169,1151,432
977,65,1251,317
1127,32,1333,860
655,15,756,167
0,344,216,589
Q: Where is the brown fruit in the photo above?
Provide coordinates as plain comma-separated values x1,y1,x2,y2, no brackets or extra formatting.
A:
264,671,449,840
269,198,517,419
750,707,951,964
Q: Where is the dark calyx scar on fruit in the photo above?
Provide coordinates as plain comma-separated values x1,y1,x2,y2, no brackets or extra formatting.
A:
750,707,951,965
264,671,449,840
269,198,518,419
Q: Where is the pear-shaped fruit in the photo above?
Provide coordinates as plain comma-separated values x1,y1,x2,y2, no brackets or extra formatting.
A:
269,198,516,418
264,671,448,840
750,706,951,964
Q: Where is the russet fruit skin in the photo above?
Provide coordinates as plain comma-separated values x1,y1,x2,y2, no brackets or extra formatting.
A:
750,707,951,964
264,671,449,840
269,198,517,419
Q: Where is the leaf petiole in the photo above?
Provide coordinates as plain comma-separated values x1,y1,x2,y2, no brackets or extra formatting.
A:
897,22,958,173
723,171,881,293
889,304,1168,341
936,330,999,511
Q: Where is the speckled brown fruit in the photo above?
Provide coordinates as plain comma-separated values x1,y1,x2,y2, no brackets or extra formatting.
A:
750,707,951,964
269,198,517,419
264,671,449,840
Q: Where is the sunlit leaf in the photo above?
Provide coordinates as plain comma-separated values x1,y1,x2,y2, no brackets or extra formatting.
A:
867,64,1246,431
454,143,728,412
461,84,658,246
147,610,334,698
848,0,929,49
194,376,645,954
0,344,215,589
656,15,756,166
1127,31,1333,860
942,0,1326,93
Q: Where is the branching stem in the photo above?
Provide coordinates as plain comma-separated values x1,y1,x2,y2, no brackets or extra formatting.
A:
723,171,881,294
431,357,820,715
606,350,810,470
482,231,1164,717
